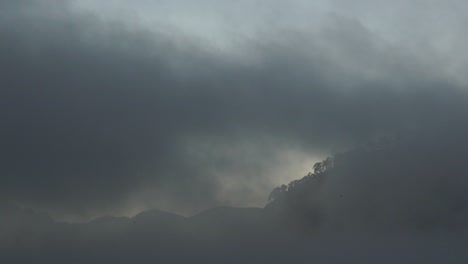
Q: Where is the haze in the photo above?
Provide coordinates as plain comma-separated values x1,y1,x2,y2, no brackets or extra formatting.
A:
2,1,468,263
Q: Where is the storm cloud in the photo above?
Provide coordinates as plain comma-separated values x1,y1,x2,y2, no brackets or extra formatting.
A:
1,0,468,220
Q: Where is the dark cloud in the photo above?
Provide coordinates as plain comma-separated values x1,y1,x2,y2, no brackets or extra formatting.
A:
1,0,468,219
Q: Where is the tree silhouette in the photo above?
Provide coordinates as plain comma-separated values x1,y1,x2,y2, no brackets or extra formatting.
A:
268,184,287,201
266,136,468,231
313,162,323,174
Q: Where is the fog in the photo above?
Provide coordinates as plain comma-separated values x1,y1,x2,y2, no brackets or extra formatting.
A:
1,0,468,262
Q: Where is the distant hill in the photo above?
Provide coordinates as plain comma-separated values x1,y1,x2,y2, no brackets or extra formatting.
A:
265,138,468,232
2,138,468,262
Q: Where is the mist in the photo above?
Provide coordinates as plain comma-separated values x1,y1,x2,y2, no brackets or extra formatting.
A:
2,0,468,262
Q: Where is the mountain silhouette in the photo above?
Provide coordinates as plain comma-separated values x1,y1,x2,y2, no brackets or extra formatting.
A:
3,137,468,263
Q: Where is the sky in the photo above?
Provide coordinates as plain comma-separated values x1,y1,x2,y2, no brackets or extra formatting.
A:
2,0,468,221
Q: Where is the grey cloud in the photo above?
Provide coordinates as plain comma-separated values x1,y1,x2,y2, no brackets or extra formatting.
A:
1,0,468,219
2,1,468,262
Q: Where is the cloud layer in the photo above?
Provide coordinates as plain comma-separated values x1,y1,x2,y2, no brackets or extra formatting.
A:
2,0,468,219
